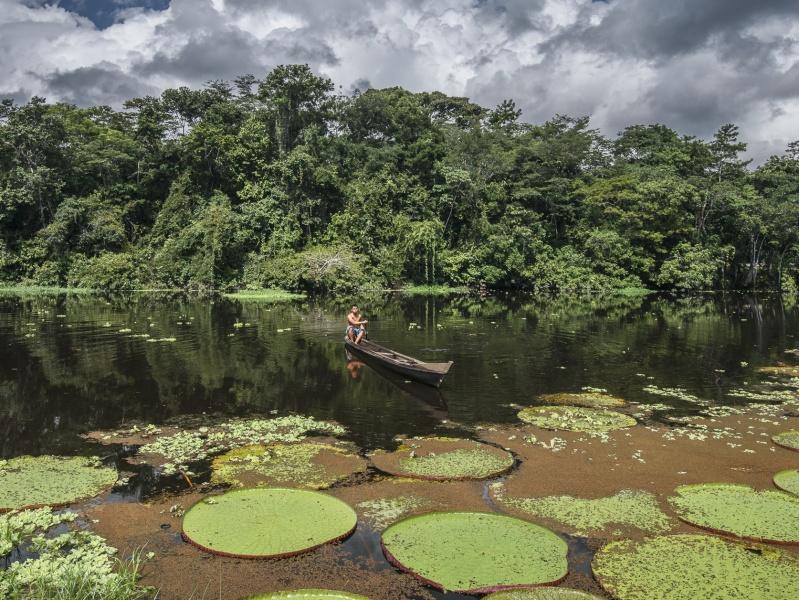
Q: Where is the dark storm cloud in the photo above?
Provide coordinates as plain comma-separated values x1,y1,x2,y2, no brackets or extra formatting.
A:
40,63,157,105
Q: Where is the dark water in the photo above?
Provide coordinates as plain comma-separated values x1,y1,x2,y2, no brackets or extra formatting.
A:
1,290,797,459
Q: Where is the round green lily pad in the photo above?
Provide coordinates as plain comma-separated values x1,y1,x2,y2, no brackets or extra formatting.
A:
668,483,799,543
773,470,799,496
211,443,367,489
518,406,636,432
593,534,799,600
182,488,357,558
371,437,514,481
249,591,369,600
539,392,625,408
485,589,602,600
772,430,799,451
381,512,568,593
0,455,117,512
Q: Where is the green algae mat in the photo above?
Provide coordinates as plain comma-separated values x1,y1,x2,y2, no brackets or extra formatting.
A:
381,512,567,593
491,485,672,537
485,589,602,600
0,455,117,512
211,442,367,489
772,430,799,451
370,437,514,481
249,591,369,600
592,534,799,599
182,488,357,558
774,469,799,496
517,406,636,432
668,483,799,543
538,392,625,409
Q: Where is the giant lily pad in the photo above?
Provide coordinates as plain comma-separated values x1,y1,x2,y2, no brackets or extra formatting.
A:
492,485,672,537
0,455,117,512
539,392,625,409
370,437,513,481
182,488,357,558
249,591,369,600
211,443,367,489
485,589,602,600
518,406,636,432
759,365,799,378
380,512,568,593
773,470,799,496
592,534,799,600
668,483,799,543
772,430,799,451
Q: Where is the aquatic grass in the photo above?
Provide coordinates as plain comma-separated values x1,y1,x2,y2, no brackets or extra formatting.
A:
517,406,636,432
772,430,799,451
538,392,626,409
181,488,357,558
398,285,469,296
773,470,799,496
641,385,708,406
668,483,799,543
0,456,117,512
223,289,306,302
592,534,799,600
356,496,431,530
492,486,672,537
380,512,568,593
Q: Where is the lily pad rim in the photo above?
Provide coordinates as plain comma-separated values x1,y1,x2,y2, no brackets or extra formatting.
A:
670,482,799,546
773,469,799,495
380,510,569,594
181,487,358,559
246,590,370,600
772,430,799,452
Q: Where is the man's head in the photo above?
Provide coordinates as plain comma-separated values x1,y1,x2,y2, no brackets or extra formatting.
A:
351,305,359,314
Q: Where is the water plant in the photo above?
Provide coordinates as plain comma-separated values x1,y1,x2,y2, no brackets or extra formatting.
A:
0,456,118,512
182,488,357,558
356,496,430,530
772,430,799,451
249,591,368,600
641,385,708,406
773,469,799,496
539,392,625,408
0,508,76,557
668,483,799,543
517,406,636,432
210,443,367,489
485,589,602,600
592,534,799,600
370,437,514,480
758,366,799,378
492,486,672,537
380,512,568,593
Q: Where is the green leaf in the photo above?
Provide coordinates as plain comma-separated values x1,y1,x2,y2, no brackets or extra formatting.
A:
773,469,799,496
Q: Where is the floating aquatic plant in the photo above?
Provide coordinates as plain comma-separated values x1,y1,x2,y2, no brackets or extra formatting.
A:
539,392,625,408
370,437,514,480
182,488,357,558
380,512,568,593
517,406,636,432
492,486,672,537
758,365,799,378
0,508,76,557
249,591,369,600
773,470,799,497
211,443,367,489
641,385,708,406
485,589,602,600
0,455,117,512
727,388,797,403
772,430,799,451
592,534,799,600
356,496,430,530
668,483,799,543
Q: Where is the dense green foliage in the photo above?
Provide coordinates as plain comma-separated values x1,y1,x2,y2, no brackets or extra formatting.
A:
1,66,798,292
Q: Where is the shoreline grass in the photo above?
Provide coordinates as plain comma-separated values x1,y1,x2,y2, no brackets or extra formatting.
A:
222,288,306,302
398,285,470,295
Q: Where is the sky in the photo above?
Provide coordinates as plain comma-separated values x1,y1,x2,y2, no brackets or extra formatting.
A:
2,0,799,163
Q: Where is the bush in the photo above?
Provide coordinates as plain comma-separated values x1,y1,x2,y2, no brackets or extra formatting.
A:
655,243,728,290
528,246,625,292
67,252,144,291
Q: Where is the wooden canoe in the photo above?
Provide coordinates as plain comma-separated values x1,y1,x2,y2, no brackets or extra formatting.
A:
344,337,453,388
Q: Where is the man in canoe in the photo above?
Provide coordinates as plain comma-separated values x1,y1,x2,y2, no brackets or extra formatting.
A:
347,305,368,344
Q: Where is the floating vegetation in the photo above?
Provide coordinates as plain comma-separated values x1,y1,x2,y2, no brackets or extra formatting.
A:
249,591,369,600
224,288,306,301
772,430,799,451
370,437,514,480
491,486,672,537
0,508,76,556
485,589,602,600
356,496,431,530
0,455,117,512
538,391,626,408
758,365,799,378
517,406,636,432
135,415,346,475
592,534,799,600
211,442,367,489
642,385,708,406
182,488,357,558
727,388,797,403
668,483,799,543
774,470,799,496
381,512,568,593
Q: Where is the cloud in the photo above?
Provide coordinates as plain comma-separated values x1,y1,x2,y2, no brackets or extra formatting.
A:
0,0,798,163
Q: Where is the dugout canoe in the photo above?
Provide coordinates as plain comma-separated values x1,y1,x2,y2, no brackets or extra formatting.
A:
344,337,453,388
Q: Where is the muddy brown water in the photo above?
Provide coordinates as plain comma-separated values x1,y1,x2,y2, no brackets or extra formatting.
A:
1,291,798,599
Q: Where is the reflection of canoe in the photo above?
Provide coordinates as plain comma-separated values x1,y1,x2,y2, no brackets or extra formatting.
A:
344,338,453,388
